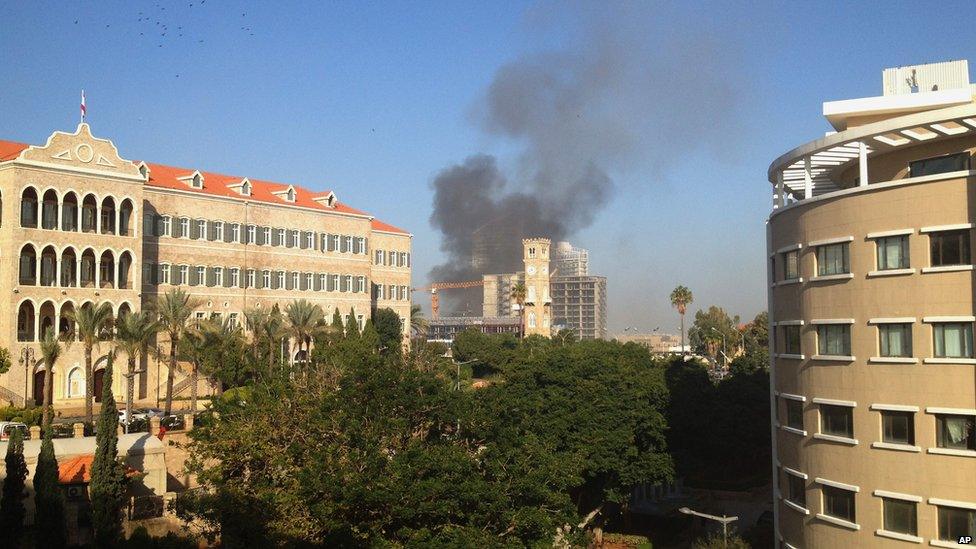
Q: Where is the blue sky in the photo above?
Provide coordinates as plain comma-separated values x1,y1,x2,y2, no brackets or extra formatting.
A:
2,1,974,333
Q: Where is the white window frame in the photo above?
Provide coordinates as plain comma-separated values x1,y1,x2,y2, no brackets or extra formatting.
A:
178,265,189,285
230,268,240,288
213,267,223,287
246,224,256,244
262,270,271,288
179,217,190,238
230,223,240,243
246,269,256,289
214,221,224,241
194,266,205,286
159,264,171,285
276,271,285,289
261,227,271,246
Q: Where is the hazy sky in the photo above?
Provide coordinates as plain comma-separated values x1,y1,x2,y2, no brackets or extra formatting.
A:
2,1,974,334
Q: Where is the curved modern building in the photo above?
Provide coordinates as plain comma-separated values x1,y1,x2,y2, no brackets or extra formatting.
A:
769,60,976,548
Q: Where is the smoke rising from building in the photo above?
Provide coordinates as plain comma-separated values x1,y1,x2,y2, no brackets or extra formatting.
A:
428,6,739,313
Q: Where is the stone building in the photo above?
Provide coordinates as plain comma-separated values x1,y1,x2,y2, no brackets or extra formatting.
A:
0,123,411,409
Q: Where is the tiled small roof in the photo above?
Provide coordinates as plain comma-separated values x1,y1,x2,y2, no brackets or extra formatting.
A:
0,137,409,235
58,454,141,484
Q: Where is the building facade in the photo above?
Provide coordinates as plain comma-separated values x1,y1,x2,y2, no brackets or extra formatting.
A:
521,238,552,338
550,275,607,340
768,60,976,548
482,272,523,318
615,332,682,354
426,316,521,344
0,124,411,410
553,240,589,277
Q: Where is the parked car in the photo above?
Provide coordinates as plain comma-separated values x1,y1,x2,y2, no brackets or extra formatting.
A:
0,422,28,441
118,408,167,424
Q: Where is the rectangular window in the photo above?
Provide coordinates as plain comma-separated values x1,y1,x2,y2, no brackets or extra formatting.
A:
375,250,383,264
820,404,853,438
318,274,326,291
330,274,339,291
161,216,172,237
879,323,912,357
230,268,240,288
343,235,353,253
876,235,910,270
230,223,240,243
343,275,352,292
213,267,223,287
246,225,256,244
276,271,285,289
786,399,803,430
910,152,970,177
262,270,271,289
246,269,256,289
938,505,976,543
936,414,976,450
304,273,313,291
228,313,239,329
275,228,285,247
817,243,850,276
391,251,399,267
376,284,385,300
822,485,856,524
785,472,806,508
290,230,300,248
934,322,974,358
158,264,171,285
881,410,914,445
195,219,206,240
305,232,315,249
261,227,271,245
194,266,205,286
357,237,366,254
179,218,190,238
817,324,851,356
882,498,917,536
357,276,366,293
214,221,224,241
178,265,188,285
783,325,801,355
931,229,971,267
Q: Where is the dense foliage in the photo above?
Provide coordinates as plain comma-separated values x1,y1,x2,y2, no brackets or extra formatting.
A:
33,429,66,548
177,329,675,547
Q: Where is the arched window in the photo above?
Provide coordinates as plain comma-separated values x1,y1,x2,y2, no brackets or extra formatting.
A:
119,199,133,236
61,247,78,287
62,192,79,231
80,249,96,288
99,250,115,288
20,187,38,228
117,252,133,289
41,190,58,230
18,244,37,285
117,302,132,319
59,302,75,337
81,194,98,233
39,246,57,286
66,367,84,398
17,302,35,342
100,197,116,234
38,301,56,339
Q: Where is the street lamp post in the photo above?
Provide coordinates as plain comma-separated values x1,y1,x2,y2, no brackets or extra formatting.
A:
19,348,35,407
679,507,738,547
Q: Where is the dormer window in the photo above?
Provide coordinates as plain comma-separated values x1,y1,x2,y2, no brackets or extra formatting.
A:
228,178,252,197
178,171,205,190
313,191,338,208
271,185,297,203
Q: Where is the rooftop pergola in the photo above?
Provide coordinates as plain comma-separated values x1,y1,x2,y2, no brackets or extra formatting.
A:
767,102,976,208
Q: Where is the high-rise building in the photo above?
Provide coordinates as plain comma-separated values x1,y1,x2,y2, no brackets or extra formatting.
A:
0,124,411,410
768,59,976,548
521,238,552,337
482,272,524,318
550,276,607,340
554,241,589,276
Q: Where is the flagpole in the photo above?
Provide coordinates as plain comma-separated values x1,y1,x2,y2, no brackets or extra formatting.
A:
80,90,86,125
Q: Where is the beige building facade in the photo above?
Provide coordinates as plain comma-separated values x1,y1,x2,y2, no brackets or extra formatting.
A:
769,60,976,548
0,124,411,410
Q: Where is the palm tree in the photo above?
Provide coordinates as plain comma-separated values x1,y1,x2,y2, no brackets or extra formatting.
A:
190,317,246,406
155,288,199,416
284,299,325,367
114,311,158,430
670,285,694,355
409,304,428,337
65,302,114,424
249,306,286,372
38,330,69,427
510,282,527,339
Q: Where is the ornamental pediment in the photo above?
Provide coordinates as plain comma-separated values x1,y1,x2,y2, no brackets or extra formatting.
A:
15,123,142,180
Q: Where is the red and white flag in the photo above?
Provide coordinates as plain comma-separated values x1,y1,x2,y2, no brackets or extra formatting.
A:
80,90,86,121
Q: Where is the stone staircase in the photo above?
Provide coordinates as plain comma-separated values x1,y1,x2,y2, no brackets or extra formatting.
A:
0,385,25,406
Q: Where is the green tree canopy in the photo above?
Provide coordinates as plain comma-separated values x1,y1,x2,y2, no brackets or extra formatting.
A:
90,355,128,546
0,428,27,538
33,429,66,548
688,305,740,363
371,308,403,355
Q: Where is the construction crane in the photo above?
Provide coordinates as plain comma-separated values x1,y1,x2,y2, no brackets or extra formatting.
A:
413,280,484,320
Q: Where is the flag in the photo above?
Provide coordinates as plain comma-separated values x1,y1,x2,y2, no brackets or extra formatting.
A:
80,90,86,121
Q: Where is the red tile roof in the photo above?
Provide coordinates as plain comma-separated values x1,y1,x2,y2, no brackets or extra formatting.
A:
0,138,409,235
0,140,28,161
58,454,140,484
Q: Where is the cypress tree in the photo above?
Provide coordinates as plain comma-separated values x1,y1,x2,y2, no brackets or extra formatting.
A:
360,319,380,351
90,354,128,547
33,428,65,548
0,428,27,540
345,308,360,339
331,308,344,336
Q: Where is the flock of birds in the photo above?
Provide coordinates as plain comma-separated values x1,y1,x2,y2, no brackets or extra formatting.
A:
73,2,255,55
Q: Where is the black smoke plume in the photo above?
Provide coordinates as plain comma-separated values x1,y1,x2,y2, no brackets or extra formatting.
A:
429,6,738,314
